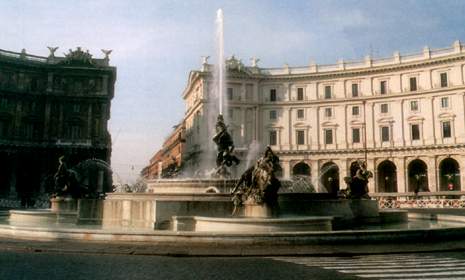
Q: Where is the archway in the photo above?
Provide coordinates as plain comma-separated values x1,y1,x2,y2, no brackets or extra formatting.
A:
292,162,311,176
439,158,461,191
377,160,397,193
408,159,429,192
0,152,11,196
320,162,339,194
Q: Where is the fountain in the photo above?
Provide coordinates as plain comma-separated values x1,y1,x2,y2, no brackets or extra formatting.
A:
3,9,465,256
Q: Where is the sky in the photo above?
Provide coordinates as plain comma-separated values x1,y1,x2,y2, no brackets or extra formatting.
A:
1,0,465,183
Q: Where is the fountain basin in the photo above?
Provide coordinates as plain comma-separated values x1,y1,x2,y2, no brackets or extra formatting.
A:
172,216,333,232
9,209,77,225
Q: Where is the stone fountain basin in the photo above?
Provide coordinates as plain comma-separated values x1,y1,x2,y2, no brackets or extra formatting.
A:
172,216,334,232
9,209,77,225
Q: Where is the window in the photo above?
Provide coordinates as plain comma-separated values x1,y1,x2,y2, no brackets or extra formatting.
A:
297,88,304,101
325,108,332,118
441,97,449,108
270,89,277,101
351,83,359,97
296,130,305,145
0,120,7,138
380,80,387,95
71,125,81,139
411,124,420,140
228,108,234,119
297,109,304,119
269,110,277,120
410,100,419,111
73,104,80,113
381,126,390,142
0,98,8,109
409,77,417,91
324,85,332,99
246,84,253,100
352,128,360,143
227,88,233,100
352,106,360,116
269,131,277,145
324,129,333,144
380,103,389,114
440,72,448,87
442,121,451,138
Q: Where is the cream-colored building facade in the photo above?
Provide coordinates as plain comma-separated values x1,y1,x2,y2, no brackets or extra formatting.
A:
182,41,465,194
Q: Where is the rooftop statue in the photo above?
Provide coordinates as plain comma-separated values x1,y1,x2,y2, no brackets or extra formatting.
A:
212,114,240,178
231,146,282,215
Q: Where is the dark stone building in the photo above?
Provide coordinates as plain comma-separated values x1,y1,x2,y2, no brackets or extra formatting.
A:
0,47,116,203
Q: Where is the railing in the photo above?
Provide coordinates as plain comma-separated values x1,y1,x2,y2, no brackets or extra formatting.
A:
0,49,48,63
372,191,465,209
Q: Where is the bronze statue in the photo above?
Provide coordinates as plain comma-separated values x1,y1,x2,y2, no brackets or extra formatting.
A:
343,160,372,199
53,156,112,198
212,114,240,177
231,146,282,215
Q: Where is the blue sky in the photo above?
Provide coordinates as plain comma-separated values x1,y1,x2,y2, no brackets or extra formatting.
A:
1,0,465,182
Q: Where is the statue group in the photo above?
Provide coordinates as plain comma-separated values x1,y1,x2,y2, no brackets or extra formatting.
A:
231,146,282,216
53,156,112,199
213,114,373,216
343,160,373,199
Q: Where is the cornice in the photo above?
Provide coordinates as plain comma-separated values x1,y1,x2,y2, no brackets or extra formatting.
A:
276,143,465,156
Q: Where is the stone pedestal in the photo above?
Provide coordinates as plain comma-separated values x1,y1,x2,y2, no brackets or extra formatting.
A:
77,199,103,225
50,197,77,212
243,201,275,218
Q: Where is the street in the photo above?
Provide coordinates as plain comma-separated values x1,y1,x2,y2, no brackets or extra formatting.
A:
2,250,465,279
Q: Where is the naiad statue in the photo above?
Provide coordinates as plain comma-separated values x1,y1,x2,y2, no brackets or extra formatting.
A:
231,146,282,215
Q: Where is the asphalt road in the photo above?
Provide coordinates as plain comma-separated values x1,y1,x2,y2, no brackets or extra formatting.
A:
2,250,465,280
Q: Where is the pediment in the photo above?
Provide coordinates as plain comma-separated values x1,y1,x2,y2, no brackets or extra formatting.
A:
438,112,455,119
321,121,338,127
407,115,425,122
350,120,365,126
376,117,394,124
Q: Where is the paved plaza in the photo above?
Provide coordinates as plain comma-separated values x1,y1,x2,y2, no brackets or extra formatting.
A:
2,249,465,280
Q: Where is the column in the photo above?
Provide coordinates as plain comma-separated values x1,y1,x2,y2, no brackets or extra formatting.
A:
102,75,108,95
287,108,292,150
241,108,246,147
87,103,93,139
367,158,376,193
9,155,17,198
427,156,438,192
400,99,405,146
281,159,290,179
394,157,406,193
43,101,51,139
338,159,347,190
459,155,465,191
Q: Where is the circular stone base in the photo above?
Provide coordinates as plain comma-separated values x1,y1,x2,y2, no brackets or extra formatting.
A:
172,216,333,232
9,209,77,225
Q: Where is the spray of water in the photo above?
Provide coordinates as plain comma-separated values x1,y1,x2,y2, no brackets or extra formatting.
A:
216,8,225,115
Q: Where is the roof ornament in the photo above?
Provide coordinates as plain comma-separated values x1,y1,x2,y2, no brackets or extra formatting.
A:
101,49,112,60
20,49,27,59
61,47,93,66
47,46,59,58
250,57,260,67
201,55,210,64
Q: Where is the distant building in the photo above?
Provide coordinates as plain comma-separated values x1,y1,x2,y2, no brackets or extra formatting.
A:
0,47,116,201
143,122,185,179
181,40,465,194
